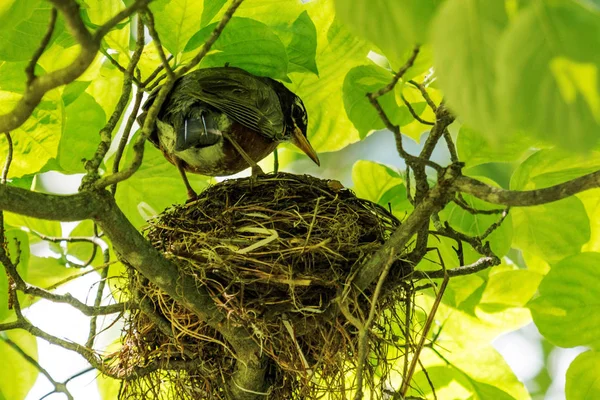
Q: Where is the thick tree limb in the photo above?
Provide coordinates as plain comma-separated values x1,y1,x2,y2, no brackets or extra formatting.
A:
354,165,461,290
0,184,265,397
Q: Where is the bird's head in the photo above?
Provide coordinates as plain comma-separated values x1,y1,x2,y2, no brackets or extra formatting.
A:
280,88,320,167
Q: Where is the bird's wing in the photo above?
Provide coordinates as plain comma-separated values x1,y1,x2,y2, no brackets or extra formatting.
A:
180,69,286,140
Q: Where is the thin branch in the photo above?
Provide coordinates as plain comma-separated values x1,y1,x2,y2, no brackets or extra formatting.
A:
408,80,437,112
92,0,150,41
93,0,245,190
453,193,506,215
26,8,58,84
366,47,441,172
400,94,434,126
99,48,144,87
86,247,111,348
412,256,499,280
419,104,455,162
141,55,174,87
480,208,510,241
141,9,175,79
442,127,459,163
456,172,600,206
81,16,145,186
111,84,145,196
401,250,449,397
45,261,118,291
1,132,13,184
371,47,420,98
30,231,104,246
1,336,74,400
177,0,245,77
353,249,395,400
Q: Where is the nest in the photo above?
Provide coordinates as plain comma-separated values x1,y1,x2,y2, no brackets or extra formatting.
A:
115,173,415,399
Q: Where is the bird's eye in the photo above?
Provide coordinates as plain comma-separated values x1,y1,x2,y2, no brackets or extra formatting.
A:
292,99,308,131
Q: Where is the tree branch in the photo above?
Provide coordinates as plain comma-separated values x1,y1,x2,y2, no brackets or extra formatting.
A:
177,0,245,77
0,0,150,133
455,172,600,206
1,336,74,400
25,8,58,84
354,164,461,290
0,184,265,397
412,256,499,279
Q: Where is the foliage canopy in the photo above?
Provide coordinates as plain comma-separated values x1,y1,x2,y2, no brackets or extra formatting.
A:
0,0,599,399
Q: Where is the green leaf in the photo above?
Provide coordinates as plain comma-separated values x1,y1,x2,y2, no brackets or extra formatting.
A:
279,11,318,75
3,214,61,242
511,149,600,191
476,267,542,327
0,91,63,178
83,0,130,56
343,64,424,139
529,252,600,348
566,350,600,400
497,1,600,150
411,294,531,399
512,199,590,264
85,61,125,117
57,93,107,173
0,331,38,400
457,125,536,168
351,160,412,218
149,0,207,57
289,17,370,152
352,160,401,202
184,17,289,80
201,0,227,26
62,81,91,107
0,0,57,61
432,0,508,135
113,134,212,228
230,0,372,152
581,189,600,253
0,61,36,93
509,149,594,263
26,254,82,290
335,0,440,66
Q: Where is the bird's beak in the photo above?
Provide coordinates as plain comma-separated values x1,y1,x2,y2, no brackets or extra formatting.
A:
291,127,320,166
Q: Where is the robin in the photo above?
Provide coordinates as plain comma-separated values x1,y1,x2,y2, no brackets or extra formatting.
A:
138,66,320,199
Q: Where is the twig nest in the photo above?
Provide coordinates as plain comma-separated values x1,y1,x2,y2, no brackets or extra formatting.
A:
119,173,411,399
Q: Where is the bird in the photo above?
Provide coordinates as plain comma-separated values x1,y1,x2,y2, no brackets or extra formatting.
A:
137,66,320,199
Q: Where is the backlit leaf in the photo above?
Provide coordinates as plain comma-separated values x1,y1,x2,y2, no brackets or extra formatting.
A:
497,1,600,150
0,90,63,178
343,64,424,139
150,0,206,57
566,350,600,400
58,93,107,173
432,0,508,135
0,331,38,400
184,17,289,80
335,0,440,66
529,252,600,348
